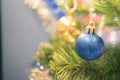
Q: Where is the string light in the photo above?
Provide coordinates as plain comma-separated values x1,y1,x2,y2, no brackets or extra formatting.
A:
107,28,119,46
24,0,40,9
24,0,57,35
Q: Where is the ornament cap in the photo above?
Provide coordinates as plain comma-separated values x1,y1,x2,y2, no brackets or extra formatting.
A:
67,9,74,16
92,28,95,34
86,26,96,34
87,28,90,34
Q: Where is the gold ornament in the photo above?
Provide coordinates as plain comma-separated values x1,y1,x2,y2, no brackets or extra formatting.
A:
57,0,81,42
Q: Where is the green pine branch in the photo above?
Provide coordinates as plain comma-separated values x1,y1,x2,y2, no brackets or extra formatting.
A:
34,43,54,68
50,44,120,80
94,0,120,26
34,33,120,80
34,34,75,68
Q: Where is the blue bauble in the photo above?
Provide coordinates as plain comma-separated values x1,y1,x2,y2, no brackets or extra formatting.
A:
75,32,105,60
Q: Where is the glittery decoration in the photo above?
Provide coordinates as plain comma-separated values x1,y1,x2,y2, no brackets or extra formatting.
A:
29,68,53,80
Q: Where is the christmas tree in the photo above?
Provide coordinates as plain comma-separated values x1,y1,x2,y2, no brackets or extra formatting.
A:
25,0,120,80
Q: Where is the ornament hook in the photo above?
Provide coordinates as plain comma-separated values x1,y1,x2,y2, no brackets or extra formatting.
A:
65,0,77,15
86,0,96,34
88,0,95,26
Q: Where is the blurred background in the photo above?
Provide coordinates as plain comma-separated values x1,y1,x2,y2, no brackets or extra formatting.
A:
2,0,120,80
1,0,50,80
